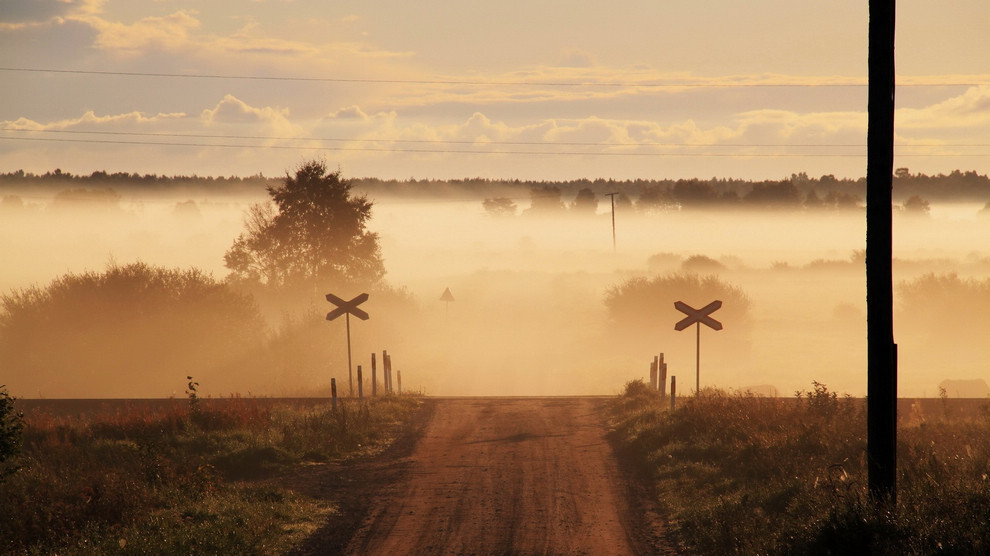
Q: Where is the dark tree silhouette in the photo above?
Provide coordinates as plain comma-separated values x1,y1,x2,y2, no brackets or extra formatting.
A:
482,197,517,217
225,160,385,290
570,187,598,214
525,185,566,215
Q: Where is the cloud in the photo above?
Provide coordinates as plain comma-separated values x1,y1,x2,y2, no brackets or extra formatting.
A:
201,94,290,125
84,10,202,55
327,106,371,121
897,86,990,130
5,110,188,131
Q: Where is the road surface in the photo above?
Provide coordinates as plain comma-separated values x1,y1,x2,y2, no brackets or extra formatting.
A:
342,397,665,555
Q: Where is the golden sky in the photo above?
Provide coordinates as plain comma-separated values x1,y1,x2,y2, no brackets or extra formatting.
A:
1,0,988,180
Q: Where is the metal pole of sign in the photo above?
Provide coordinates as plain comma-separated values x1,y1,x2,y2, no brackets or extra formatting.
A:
346,312,353,396
696,322,700,395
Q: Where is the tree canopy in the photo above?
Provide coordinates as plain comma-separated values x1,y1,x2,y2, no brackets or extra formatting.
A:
224,161,385,290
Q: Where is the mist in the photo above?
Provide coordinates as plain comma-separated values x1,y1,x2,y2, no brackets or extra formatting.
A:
2,184,989,398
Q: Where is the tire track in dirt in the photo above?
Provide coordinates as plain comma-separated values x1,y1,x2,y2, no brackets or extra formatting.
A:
343,397,666,555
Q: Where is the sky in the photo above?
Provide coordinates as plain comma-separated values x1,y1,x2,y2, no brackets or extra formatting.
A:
1,0,989,181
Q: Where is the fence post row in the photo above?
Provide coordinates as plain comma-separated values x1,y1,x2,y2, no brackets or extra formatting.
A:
650,359,658,390
331,377,338,410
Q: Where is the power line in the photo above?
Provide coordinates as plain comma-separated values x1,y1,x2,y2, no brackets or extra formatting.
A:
1,126,873,148
2,67,985,88
3,135,987,157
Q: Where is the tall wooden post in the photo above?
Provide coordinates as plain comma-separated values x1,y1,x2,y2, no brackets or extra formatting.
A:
867,0,897,505
371,353,377,397
660,354,668,399
357,365,363,399
331,378,338,410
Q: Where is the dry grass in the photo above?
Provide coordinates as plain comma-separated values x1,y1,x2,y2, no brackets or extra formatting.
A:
609,380,990,554
1,393,421,555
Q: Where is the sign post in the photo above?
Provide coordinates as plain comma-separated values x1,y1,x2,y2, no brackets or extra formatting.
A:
326,292,370,397
440,287,455,320
674,300,723,395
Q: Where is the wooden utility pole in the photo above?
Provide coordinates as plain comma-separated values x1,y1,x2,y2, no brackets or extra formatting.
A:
867,0,897,505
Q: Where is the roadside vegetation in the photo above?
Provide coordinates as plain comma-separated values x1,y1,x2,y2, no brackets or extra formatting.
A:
609,380,990,554
0,389,422,555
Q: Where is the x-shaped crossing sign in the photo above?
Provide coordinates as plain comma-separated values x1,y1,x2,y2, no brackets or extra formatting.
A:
674,300,723,331
326,293,370,321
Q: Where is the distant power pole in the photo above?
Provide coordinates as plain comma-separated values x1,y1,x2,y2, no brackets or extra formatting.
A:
605,192,618,252
866,0,897,505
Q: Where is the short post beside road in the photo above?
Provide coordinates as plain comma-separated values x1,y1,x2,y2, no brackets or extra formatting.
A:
670,376,677,411
659,354,668,399
650,359,658,390
331,378,338,410
371,353,377,397
357,365,363,399
397,370,402,394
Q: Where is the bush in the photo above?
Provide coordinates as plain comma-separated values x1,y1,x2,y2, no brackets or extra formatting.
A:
0,262,266,397
0,385,24,479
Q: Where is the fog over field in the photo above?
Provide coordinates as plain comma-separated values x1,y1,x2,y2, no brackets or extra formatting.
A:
2,184,989,398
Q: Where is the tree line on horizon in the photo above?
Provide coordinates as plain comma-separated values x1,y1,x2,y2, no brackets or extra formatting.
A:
2,168,990,208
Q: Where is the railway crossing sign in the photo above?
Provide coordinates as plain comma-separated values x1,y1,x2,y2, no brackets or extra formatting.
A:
326,292,370,397
674,300,723,395
674,300,723,331
326,293,370,321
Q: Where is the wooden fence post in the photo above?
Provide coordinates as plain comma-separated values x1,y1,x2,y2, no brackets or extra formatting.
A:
331,378,338,410
371,353,377,397
670,376,676,411
660,358,668,399
650,359,658,390
397,370,402,394
357,366,363,399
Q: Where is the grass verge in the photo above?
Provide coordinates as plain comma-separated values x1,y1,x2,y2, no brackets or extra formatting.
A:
1,394,422,555
608,380,990,554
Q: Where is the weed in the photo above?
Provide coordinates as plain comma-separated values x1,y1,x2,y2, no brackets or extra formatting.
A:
0,384,24,480
609,381,990,554
0,393,422,554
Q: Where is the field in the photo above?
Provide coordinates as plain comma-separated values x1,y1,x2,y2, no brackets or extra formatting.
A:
1,393,423,555
608,381,990,554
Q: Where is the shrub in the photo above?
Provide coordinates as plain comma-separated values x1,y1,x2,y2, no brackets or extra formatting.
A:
0,385,24,479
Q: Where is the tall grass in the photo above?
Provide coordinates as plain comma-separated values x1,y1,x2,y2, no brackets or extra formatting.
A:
609,380,990,554
0,393,421,555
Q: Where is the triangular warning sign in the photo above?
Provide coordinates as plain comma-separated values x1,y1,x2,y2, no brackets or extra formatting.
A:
440,287,455,302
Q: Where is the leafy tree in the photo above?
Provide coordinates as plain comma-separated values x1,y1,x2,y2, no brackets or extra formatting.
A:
901,194,931,215
225,160,385,290
605,272,751,329
525,185,566,215
570,187,598,214
482,197,517,217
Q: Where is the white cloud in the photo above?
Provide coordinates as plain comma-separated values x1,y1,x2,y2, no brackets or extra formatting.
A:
897,86,990,130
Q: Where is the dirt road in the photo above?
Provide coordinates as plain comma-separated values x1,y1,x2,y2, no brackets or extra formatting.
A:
342,397,664,555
